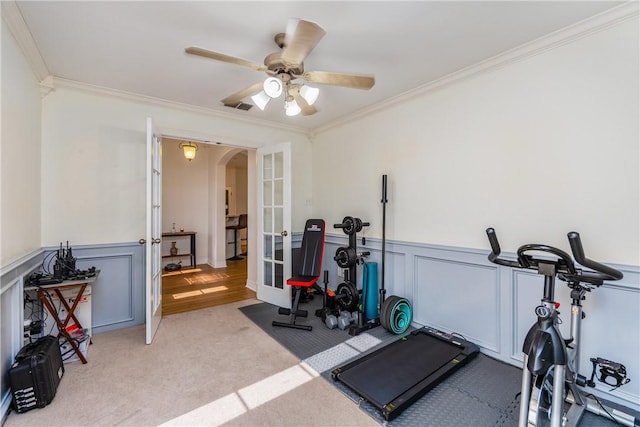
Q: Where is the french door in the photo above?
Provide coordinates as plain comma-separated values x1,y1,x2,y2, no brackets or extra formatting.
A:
145,117,162,344
256,143,292,308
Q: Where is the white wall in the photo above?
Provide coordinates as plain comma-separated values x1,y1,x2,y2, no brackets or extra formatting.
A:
0,19,42,266
162,138,247,265
312,17,639,266
1,14,44,418
310,13,640,410
226,160,249,247
162,138,209,235
40,83,312,248
225,155,249,216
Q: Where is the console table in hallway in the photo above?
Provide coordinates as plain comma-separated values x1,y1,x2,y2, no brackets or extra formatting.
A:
162,231,196,267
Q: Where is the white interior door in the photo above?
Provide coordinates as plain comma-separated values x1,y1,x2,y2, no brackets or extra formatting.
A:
145,117,162,344
256,143,292,308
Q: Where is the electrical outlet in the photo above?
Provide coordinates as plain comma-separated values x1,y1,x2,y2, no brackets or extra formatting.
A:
337,268,343,278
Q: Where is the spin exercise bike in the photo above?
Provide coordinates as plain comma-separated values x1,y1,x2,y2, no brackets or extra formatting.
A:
486,228,636,427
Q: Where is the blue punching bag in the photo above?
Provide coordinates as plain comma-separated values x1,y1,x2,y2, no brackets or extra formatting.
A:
362,262,379,321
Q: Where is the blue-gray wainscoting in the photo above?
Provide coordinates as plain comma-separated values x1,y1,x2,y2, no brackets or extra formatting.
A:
0,241,144,418
321,232,640,412
2,235,638,418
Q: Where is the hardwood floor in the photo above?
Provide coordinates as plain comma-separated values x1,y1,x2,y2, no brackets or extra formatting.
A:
161,257,254,316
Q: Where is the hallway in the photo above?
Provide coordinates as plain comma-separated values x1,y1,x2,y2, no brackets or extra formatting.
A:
161,258,253,315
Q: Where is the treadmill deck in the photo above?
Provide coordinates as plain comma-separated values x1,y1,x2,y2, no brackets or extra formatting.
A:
332,327,480,420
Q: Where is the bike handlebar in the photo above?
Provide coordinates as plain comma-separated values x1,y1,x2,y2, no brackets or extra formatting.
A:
486,228,520,268
567,232,623,280
485,228,623,284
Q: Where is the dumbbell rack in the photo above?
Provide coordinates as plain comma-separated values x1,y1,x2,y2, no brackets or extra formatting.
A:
333,216,379,336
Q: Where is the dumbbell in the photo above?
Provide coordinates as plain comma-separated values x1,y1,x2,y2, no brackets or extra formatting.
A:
325,314,338,329
337,310,358,330
325,310,358,330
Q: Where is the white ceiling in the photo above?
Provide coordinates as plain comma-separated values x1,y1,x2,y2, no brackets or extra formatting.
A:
14,1,624,133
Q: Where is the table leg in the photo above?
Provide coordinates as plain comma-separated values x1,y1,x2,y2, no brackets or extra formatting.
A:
37,285,88,364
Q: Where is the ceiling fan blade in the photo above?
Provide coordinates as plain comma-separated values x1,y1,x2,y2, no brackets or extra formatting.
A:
185,47,267,72
281,19,326,66
289,85,317,116
303,71,375,90
221,82,263,107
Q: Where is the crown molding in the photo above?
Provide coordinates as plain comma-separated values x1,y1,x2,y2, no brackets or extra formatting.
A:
52,78,309,136
5,0,636,139
1,1,49,81
312,1,639,135
1,0,307,137
39,75,55,97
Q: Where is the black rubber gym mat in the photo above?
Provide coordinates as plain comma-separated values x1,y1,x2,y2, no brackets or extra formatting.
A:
239,298,363,360
240,301,639,427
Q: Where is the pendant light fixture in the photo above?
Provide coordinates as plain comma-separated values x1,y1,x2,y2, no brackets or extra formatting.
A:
179,141,198,161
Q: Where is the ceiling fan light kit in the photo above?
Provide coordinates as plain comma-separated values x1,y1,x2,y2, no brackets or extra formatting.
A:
185,18,375,118
285,96,302,116
299,84,319,105
263,77,283,98
251,79,318,115
251,91,271,111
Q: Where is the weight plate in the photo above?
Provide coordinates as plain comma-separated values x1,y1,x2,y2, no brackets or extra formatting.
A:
341,216,355,235
334,246,357,268
355,218,363,233
336,281,359,311
389,297,412,334
380,295,398,332
379,298,389,331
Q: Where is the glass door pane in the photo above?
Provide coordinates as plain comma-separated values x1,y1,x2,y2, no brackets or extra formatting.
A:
256,142,291,308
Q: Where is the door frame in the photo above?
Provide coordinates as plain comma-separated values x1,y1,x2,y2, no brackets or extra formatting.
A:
144,124,293,327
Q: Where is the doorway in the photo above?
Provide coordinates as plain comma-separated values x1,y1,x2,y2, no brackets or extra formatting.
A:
160,138,255,315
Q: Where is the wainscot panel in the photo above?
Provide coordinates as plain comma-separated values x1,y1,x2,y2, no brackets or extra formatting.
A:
1,249,45,421
67,242,145,334
414,256,500,352
319,231,639,412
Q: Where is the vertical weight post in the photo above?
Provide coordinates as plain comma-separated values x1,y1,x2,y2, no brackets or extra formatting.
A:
380,174,388,304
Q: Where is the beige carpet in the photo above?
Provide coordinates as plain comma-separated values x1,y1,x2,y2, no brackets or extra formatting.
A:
4,299,378,427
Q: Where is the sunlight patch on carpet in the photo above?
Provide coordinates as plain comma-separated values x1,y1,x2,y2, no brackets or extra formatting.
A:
238,364,317,409
158,392,246,426
158,362,317,426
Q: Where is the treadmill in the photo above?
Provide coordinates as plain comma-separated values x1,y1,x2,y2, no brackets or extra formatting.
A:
331,326,479,421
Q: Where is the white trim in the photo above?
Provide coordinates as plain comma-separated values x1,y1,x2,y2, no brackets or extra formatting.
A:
313,1,640,134
0,248,43,289
1,1,49,81
39,75,55,97
53,78,309,136
4,0,637,137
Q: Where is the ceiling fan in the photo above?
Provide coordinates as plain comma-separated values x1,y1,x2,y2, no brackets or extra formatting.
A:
185,18,375,116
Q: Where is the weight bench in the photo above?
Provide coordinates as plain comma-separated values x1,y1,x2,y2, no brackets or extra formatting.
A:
272,219,325,331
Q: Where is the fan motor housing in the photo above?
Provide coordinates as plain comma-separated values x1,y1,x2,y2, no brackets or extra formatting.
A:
264,52,303,78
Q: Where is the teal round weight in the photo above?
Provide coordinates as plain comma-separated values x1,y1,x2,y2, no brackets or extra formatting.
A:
390,298,412,334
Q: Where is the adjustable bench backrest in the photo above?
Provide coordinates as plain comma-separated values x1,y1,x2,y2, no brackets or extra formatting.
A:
287,219,325,287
